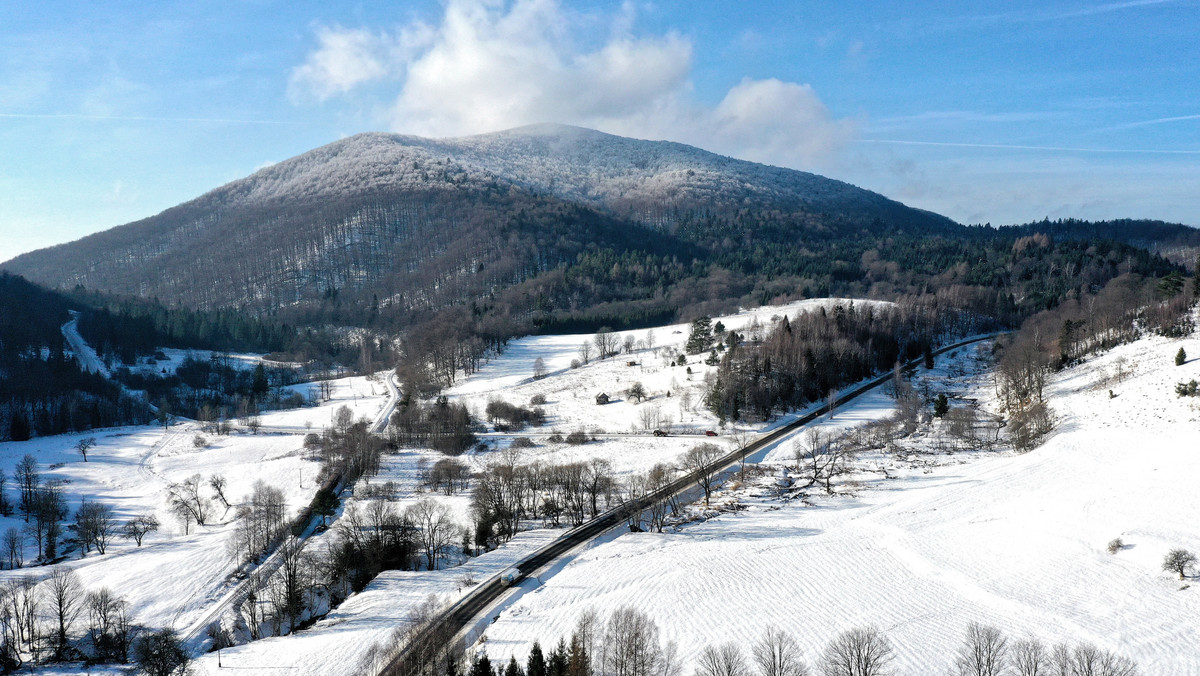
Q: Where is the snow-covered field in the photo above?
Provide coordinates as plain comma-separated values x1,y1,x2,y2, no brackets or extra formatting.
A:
476,330,1200,673
0,368,394,649
24,298,1199,675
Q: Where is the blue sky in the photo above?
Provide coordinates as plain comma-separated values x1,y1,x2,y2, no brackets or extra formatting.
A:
1,0,1197,262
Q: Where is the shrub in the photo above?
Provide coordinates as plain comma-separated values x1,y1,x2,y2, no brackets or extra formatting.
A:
530,393,547,406
1175,380,1198,397
1107,538,1124,554
510,437,535,449
570,359,581,369
565,430,589,445
192,435,208,448
547,432,564,444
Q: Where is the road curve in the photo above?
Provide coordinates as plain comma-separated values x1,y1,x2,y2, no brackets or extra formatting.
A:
374,333,1001,676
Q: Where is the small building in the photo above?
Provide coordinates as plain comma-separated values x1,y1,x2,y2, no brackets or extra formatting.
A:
595,393,610,405
626,360,638,367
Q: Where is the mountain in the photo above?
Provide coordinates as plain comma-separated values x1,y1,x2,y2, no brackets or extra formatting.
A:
2,125,953,317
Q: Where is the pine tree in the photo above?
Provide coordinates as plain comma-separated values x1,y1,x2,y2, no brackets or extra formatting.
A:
527,642,547,676
8,409,31,442
933,393,949,417
505,656,524,676
471,653,494,676
923,345,935,370
548,639,569,676
1177,347,1188,366
685,316,714,355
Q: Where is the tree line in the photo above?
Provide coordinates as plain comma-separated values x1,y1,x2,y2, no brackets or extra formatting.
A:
384,605,1138,676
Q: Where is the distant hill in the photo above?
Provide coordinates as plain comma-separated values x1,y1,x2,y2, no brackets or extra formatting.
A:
2,125,954,317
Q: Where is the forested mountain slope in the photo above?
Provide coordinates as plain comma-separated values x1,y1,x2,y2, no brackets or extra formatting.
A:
2,125,950,316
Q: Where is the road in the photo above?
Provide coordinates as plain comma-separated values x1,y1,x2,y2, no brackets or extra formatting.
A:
61,311,111,377
374,333,1001,676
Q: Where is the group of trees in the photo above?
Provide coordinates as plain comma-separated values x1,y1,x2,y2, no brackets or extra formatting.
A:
705,301,949,424
485,399,547,431
389,395,476,455
994,271,1195,452
445,611,1139,676
0,569,137,669
471,450,617,546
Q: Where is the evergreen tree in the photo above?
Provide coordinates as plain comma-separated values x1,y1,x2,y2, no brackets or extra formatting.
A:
527,642,547,676
8,410,30,442
933,393,949,417
251,363,269,400
685,316,714,355
1177,347,1188,366
923,345,935,370
548,639,569,676
471,653,494,676
505,656,525,676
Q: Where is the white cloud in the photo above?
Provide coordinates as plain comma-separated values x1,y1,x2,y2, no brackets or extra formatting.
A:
289,0,855,169
288,23,434,102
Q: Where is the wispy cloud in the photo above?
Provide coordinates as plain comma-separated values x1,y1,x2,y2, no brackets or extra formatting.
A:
909,0,1178,34
857,138,1200,155
1096,113,1200,132
0,112,294,125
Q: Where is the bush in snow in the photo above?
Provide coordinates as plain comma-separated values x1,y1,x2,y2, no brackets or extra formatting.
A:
1107,538,1124,554
530,393,547,406
565,430,589,445
1175,380,1198,397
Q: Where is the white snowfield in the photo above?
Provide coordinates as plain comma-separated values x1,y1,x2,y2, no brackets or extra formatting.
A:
0,371,392,647
21,299,1199,675
476,330,1200,674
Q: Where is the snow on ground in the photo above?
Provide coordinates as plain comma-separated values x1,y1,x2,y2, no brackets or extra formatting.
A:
270,372,393,430
0,422,319,632
444,299,895,485
124,347,272,377
189,529,562,676
477,330,1200,674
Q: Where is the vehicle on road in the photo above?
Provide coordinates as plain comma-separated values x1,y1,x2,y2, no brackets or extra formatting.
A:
499,568,521,586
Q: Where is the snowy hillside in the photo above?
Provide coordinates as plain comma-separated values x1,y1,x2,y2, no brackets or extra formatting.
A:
473,324,1200,673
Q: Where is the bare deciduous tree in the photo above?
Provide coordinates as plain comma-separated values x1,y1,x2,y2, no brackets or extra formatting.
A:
594,328,618,360
753,626,809,676
533,357,548,379
1162,548,1196,579
76,437,96,462
681,443,724,505
167,474,211,534
407,497,459,570
697,643,751,676
122,513,160,546
1011,638,1047,676
3,527,22,568
75,499,117,555
627,382,648,404
820,626,893,676
601,607,663,676
43,567,82,660
954,623,1008,676
209,474,231,513
579,341,593,365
